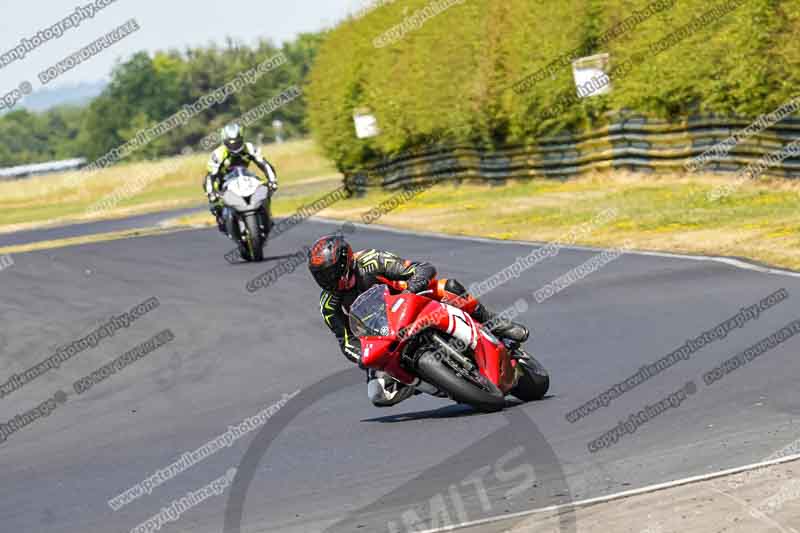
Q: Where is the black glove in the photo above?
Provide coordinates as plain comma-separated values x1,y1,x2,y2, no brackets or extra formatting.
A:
405,280,429,294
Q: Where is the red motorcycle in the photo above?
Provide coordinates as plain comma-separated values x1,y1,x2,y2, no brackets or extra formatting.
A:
349,281,549,412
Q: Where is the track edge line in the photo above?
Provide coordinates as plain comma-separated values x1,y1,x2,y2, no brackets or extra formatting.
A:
414,453,800,533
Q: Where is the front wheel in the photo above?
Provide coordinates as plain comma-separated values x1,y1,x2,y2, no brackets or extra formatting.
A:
243,214,265,262
510,351,550,402
415,350,506,413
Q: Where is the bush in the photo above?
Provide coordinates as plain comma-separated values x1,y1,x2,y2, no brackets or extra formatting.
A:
307,0,800,170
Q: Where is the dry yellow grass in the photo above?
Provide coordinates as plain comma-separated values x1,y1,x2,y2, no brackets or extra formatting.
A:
0,139,340,232
5,145,799,272
159,169,800,270
295,170,800,270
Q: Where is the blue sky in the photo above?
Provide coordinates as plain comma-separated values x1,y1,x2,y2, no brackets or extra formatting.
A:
0,0,363,91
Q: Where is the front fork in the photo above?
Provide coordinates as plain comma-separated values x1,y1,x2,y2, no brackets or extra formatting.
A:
223,208,238,238
398,335,448,398
225,206,270,242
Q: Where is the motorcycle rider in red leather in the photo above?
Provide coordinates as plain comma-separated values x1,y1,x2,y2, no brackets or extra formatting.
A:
308,235,529,407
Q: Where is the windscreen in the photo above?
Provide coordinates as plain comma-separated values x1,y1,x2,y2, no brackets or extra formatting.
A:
223,167,253,183
349,285,390,337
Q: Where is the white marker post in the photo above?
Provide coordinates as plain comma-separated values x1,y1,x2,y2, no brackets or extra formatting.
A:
572,53,612,99
353,108,380,139
272,119,284,143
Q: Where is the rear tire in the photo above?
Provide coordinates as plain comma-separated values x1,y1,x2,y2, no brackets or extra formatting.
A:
415,350,506,413
244,214,264,262
510,352,550,402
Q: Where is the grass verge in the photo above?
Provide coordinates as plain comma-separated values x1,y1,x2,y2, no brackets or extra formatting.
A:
174,171,799,270
0,139,340,233
4,138,798,271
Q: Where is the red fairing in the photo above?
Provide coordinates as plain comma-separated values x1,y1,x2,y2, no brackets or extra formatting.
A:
360,337,396,369
419,300,516,394
398,299,450,341
360,337,417,384
473,329,516,393
353,285,516,392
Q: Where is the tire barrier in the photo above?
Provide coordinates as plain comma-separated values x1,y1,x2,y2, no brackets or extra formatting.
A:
344,115,800,191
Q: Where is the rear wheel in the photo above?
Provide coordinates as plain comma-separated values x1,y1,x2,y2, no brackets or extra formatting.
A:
415,349,506,413
510,351,550,402
244,214,264,262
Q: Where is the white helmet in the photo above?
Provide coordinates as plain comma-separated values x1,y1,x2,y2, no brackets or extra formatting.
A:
221,123,245,154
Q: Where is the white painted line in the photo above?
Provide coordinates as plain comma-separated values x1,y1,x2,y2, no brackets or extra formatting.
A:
309,217,800,530
414,453,800,532
314,217,800,279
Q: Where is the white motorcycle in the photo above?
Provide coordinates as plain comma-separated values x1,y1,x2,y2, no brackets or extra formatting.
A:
219,167,273,262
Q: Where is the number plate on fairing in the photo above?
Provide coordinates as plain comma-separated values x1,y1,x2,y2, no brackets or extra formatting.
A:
227,176,260,197
443,305,478,350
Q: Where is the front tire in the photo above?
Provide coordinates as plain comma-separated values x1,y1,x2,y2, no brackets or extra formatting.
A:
415,350,506,413
244,214,264,262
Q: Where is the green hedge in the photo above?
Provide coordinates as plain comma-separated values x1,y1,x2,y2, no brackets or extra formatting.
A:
307,0,800,170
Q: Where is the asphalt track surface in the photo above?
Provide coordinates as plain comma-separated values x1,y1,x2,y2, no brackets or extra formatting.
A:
0,207,204,248
2,215,800,533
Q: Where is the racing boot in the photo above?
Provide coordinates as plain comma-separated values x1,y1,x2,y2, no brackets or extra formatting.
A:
205,176,226,233
209,202,225,234
367,369,416,407
472,303,529,343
